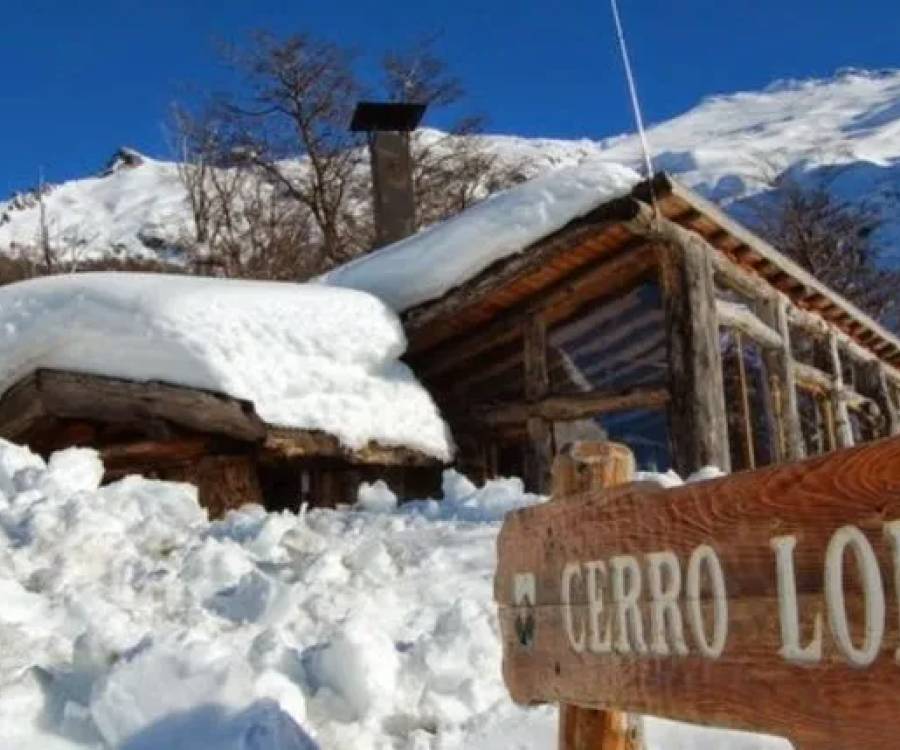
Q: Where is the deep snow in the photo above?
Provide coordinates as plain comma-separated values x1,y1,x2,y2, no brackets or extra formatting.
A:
0,273,452,460
0,439,791,749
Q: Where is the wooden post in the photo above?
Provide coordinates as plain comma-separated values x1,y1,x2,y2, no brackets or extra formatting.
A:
756,295,804,461
656,240,730,475
524,315,552,493
864,361,900,437
828,330,854,449
733,330,756,469
553,441,642,750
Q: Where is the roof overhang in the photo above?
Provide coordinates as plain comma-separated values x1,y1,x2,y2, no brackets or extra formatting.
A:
403,173,900,371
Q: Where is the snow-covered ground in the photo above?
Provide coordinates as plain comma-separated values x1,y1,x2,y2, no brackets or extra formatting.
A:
0,273,452,460
0,439,791,749
1,69,898,268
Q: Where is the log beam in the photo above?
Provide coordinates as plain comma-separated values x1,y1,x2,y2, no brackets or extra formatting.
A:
523,316,552,493
829,330,854,449
756,295,804,461
471,387,670,425
656,236,730,475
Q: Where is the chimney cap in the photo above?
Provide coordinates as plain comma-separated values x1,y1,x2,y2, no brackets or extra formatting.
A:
350,101,427,132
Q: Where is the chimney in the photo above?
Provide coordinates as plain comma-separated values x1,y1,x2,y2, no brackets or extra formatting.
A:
350,101,426,247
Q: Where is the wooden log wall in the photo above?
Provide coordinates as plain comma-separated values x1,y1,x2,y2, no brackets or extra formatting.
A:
415,196,900,491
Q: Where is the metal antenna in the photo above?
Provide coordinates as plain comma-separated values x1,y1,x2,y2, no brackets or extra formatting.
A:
609,0,659,217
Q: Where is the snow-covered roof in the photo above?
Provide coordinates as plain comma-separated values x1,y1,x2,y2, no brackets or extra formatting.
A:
322,160,640,312
0,273,453,460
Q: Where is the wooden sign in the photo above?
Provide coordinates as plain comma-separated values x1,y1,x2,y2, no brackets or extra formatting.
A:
495,436,900,750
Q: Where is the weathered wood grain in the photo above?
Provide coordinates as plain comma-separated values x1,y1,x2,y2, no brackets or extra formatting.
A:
656,239,730,475
0,369,266,442
496,436,900,750
475,388,670,426
552,442,641,750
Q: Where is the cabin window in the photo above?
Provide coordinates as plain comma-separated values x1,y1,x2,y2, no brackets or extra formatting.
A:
796,386,835,456
720,328,777,471
546,280,667,395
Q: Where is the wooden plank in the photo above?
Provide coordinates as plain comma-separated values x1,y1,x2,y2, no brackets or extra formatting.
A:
757,295,804,461
0,369,267,442
656,237,730,475
868,362,900,437
474,388,670,425
100,437,214,471
829,330,854,449
414,244,658,381
404,198,649,349
263,428,438,467
524,316,552,493
496,436,900,750
715,299,782,350
552,442,641,750
0,374,46,440
733,331,756,469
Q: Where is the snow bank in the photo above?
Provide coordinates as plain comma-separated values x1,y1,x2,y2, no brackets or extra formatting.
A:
0,440,788,749
322,161,639,311
0,273,452,460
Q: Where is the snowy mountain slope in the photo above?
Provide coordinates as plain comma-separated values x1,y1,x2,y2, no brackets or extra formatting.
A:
1,69,898,268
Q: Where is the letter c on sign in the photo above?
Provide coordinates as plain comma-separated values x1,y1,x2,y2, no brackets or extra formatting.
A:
562,562,585,653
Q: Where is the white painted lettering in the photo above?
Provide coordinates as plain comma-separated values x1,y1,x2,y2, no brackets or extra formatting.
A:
825,525,885,667
645,551,688,656
610,555,648,654
585,560,613,654
770,535,823,663
686,544,728,658
884,520,900,662
562,562,585,653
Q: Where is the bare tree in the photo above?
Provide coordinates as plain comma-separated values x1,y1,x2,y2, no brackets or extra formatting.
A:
382,39,525,228
171,31,524,281
217,32,368,265
748,175,899,326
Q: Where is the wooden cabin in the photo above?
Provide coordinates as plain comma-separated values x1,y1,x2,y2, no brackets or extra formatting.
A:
0,369,440,515
0,172,896,512
397,173,900,492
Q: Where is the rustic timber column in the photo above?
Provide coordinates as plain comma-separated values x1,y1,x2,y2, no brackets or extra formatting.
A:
828,331,854,449
657,240,730,475
524,315,552,493
866,361,900,437
757,295,805,461
553,442,642,750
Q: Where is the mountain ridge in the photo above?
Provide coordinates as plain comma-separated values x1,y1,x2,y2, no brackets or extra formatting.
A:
1,68,898,268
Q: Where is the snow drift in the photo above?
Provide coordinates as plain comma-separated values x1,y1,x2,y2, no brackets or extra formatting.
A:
0,273,452,460
0,438,790,749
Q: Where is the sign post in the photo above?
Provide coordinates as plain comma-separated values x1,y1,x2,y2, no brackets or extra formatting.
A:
495,436,900,750
551,442,641,750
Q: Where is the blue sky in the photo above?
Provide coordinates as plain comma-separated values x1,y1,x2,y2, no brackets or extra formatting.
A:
1,0,897,194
